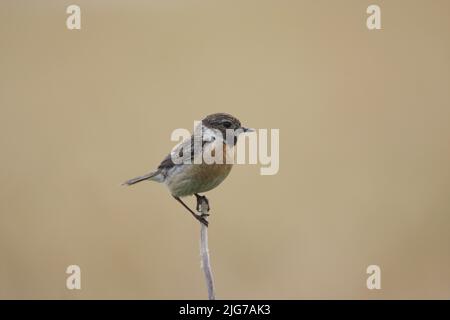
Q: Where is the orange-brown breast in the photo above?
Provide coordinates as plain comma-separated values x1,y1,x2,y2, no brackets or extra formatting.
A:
166,142,234,197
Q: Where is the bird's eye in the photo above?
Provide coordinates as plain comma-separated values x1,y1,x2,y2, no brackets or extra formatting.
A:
222,121,232,128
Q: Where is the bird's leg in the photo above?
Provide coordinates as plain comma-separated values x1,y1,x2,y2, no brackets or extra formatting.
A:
173,196,208,227
195,193,210,217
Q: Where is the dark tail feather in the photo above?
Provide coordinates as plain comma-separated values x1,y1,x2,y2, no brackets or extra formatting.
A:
122,172,158,186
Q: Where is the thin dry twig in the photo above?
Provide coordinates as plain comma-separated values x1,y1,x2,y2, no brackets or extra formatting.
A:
198,196,215,300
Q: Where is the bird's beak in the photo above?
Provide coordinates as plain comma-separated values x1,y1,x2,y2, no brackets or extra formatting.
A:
241,127,255,133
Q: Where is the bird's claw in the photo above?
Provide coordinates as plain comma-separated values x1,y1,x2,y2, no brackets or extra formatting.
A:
195,194,210,212
194,194,210,227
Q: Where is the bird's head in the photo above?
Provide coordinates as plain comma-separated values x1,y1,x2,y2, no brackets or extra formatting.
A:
201,113,253,142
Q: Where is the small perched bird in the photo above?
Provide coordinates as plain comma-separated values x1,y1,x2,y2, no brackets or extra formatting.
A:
123,113,253,227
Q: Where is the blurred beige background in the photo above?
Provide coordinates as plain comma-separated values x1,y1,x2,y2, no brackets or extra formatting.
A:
1,0,449,299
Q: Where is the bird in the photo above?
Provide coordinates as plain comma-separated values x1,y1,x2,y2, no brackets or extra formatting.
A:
123,113,253,227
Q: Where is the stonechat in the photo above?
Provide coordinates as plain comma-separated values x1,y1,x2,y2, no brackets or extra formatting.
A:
123,113,253,227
